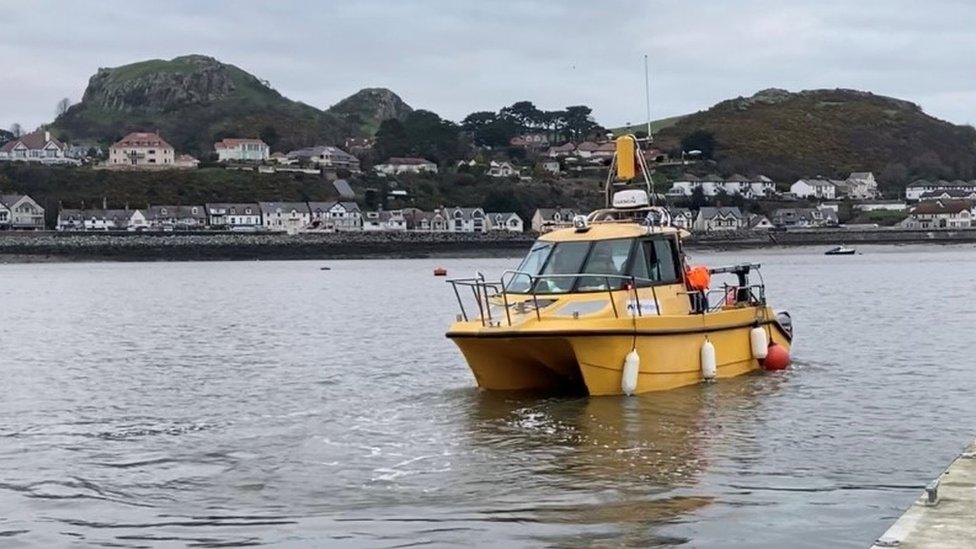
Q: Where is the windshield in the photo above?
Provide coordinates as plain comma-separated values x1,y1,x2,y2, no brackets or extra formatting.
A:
505,237,681,295
507,242,553,292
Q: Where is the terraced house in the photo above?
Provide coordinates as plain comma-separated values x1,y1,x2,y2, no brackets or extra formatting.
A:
205,203,262,230
147,205,208,230
307,201,363,231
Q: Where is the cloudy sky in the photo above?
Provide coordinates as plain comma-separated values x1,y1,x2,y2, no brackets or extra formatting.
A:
1,0,973,131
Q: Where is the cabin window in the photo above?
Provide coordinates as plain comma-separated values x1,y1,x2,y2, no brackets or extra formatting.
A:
507,242,553,292
631,238,680,285
576,239,632,291
534,241,589,293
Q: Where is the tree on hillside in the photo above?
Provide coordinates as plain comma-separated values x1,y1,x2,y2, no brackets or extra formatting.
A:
375,111,465,164
374,119,411,160
0,129,13,146
9,123,22,138
563,106,598,142
259,125,280,150
401,110,464,163
500,101,543,129
56,98,71,118
681,130,717,160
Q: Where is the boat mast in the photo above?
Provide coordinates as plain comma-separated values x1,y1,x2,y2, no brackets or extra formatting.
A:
644,54,652,143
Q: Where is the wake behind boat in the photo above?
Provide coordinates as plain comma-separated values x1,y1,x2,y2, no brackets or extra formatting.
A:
444,136,793,396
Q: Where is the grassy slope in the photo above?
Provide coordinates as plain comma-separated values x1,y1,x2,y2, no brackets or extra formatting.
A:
611,115,687,136
652,89,976,184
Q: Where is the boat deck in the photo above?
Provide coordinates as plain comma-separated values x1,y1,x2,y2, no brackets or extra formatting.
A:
872,439,976,548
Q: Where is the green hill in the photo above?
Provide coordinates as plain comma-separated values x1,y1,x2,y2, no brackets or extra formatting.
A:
326,88,413,135
51,55,412,157
652,88,976,186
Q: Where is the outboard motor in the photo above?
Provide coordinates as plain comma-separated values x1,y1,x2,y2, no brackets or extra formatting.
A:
776,311,794,339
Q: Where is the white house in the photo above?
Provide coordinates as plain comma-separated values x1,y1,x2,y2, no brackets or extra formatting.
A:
487,161,518,178
259,202,311,234
0,131,74,164
444,207,486,233
307,201,363,232
215,138,269,162
146,205,207,231
845,172,880,200
531,208,577,233
903,199,973,229
362,210,407,232
0,194,45,230
403,208,449,232
206,203,262,230
374,157,438,176
108,132,176,168
668,207,693,229
790,178,838,200
693,207,743,232
485,212,524,233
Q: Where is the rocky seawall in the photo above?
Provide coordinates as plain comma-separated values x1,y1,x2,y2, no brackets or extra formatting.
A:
0,228,973,263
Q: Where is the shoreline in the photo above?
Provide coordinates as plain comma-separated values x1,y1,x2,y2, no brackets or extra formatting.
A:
0,228,973,263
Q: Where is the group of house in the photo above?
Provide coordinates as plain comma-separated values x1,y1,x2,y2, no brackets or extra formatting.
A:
56,202,525,234
666,171,881,201
789,172,880,200
531,205,841,234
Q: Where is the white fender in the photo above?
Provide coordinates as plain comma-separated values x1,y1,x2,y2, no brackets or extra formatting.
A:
750,327,769,359
621,350,640,396
700,339,716,381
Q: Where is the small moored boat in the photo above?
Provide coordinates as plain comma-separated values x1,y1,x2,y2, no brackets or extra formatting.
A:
825,246,857,255
444,136,793,396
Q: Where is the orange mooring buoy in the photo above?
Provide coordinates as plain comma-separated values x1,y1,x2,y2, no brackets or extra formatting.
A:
763,343,791,371
433,267,447,277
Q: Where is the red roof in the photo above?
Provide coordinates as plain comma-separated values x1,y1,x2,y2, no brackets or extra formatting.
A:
0,130,64,153
112,132,173,150
214,138,267,150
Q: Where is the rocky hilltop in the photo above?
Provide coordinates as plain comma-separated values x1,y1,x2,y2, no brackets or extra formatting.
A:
326,88,413,135
654,88,976,185
52,55,413,156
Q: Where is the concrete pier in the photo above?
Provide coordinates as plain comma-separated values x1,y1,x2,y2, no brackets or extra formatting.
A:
872,439,976,548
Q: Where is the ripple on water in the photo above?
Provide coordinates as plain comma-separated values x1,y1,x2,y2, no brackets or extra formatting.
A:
0,251,975,547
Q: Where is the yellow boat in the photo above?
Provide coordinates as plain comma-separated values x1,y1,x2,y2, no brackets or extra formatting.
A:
445,136,794,396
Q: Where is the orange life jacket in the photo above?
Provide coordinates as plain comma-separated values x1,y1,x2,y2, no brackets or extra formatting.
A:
685,266,710,291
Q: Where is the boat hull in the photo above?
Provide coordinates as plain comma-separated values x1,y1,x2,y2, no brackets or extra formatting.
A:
448,310,792,396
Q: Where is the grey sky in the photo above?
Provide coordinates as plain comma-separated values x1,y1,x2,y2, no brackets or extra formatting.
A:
1,0,973,132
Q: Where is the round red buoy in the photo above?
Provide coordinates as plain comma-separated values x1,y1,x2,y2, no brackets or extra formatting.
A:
762,343,790,371
433,267,448,277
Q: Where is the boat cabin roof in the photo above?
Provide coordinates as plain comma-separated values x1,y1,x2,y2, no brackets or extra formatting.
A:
540,222,688,243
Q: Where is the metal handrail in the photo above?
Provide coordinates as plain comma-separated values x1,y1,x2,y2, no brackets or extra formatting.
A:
449,270,671,327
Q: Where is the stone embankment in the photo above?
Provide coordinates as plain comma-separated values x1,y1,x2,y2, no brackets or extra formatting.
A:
0,227,975,262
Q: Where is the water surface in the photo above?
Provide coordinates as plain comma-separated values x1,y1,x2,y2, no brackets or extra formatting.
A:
1,245,975,547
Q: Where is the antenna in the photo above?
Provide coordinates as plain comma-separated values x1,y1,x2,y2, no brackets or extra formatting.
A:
644,54,652,142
